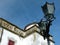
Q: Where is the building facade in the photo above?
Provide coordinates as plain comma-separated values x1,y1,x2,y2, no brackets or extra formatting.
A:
0,18,54,45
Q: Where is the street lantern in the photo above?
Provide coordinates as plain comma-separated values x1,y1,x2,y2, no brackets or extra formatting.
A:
42,2,55,20
38,19,47,39
38,19,46,31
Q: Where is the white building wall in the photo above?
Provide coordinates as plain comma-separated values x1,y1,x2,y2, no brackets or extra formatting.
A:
0,29,22,45
0,29,54,45
50,41,54,45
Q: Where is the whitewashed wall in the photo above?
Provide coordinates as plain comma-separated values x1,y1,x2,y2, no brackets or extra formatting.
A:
0,29,54,45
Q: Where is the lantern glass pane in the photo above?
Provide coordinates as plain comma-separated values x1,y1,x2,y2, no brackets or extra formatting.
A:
40,22,46,30
47,4,54,14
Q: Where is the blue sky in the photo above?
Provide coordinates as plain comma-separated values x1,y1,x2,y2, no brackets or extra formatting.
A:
0,0,60,45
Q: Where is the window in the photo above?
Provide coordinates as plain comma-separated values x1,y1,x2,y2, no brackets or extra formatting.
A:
8,40,15,45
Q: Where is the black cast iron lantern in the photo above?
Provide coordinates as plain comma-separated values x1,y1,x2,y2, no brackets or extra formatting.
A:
42,2,55,20
39,20,46,31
